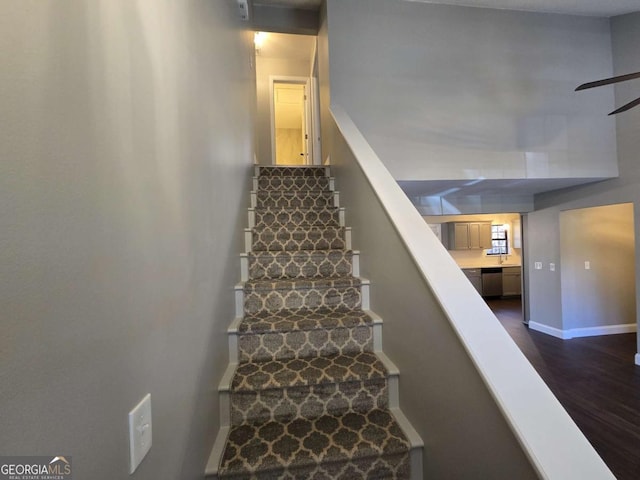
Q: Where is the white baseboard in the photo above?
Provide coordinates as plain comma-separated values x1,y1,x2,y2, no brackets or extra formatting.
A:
528,322,569,339
529,321,636,340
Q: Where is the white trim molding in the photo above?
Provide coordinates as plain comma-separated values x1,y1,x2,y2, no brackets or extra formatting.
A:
529,321,570,339
529,321,637,339
635,353,640,366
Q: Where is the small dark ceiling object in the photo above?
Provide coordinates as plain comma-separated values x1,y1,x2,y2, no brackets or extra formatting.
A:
576,71,640,115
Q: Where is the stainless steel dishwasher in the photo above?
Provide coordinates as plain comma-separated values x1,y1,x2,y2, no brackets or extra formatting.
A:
481,267,503,297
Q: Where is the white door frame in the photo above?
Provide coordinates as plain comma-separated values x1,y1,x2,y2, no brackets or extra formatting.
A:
309,39,322,165
269,75,312,165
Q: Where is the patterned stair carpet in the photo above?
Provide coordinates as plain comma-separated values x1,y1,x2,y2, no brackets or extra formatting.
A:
218,166,411,479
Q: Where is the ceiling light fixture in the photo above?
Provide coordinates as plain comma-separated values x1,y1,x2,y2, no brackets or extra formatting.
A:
254,32,266,55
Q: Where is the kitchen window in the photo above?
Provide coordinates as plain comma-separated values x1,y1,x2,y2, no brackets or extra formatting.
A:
486,224,508,255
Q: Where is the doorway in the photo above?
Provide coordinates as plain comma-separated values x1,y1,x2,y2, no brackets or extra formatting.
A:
559,203,636,336
270,77,311,165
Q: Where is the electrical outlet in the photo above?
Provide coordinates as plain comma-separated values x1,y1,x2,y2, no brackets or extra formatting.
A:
129,394,152,474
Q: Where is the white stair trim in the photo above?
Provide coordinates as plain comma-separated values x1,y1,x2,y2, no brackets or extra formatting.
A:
243,228,252,252
333,191,340,207
227,316,242,364
239,254,249,282
390,407,425,480
205,426,229,478
375,350,400,409
359,277,370,310
345,226,352,250
351,250,360,277
234,283,244,318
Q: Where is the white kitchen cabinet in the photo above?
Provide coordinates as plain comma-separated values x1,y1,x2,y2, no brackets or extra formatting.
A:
502,266,522,296
448,222,492,250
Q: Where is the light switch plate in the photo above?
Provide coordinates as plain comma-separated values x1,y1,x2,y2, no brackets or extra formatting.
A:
549,263,555,271
237,0,249,20
534,262,542,270
129,394,152,474
585,261,590,270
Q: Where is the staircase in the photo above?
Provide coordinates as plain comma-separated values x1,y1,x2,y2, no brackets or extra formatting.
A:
207,165,422,479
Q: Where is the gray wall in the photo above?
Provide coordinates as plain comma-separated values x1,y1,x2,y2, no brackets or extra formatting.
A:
328,119,537,480
0,1,254,478
325,0,617,182
527,12,640,343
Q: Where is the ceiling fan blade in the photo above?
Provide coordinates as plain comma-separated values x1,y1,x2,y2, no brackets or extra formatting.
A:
608,96,640,115
576,71,640,91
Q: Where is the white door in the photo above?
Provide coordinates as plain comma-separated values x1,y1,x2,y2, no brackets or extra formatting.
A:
271,78,311,165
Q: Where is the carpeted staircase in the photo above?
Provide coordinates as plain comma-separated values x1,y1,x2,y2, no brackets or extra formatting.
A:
207,166,422,479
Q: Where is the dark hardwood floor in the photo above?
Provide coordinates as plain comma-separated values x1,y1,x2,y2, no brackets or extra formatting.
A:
486,297,640,480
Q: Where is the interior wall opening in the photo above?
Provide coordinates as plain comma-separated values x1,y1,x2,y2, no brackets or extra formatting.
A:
559,203,637,342
253,31,320,165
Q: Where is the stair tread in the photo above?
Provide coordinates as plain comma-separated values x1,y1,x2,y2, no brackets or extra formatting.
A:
253,206,339,212
248,249,352,259
219,408,410,477
252,224,344,232
253,207,339,224
244,276,361,292
231,351,386,392
253,191,336,209
239,307,371,334
254,189,333,194
251,225,347,252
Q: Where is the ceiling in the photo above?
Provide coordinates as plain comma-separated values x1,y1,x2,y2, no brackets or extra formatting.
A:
254,0,322,9
255,32,316,60
254,0,640,17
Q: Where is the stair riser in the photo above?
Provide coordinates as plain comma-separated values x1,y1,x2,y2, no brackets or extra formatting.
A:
249,208,343,229
238,325,373,363
254,176,334,192
230,378,388,426
252,191,339,209
243,287,362,316
249,207,344,228
255,166,329,177
247,251,354,281
248,228,350,252
218,452,410,480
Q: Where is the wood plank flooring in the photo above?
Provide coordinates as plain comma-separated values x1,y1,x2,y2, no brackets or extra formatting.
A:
486,297,640,480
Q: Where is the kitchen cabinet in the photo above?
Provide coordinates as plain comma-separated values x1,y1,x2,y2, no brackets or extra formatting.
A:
448,222,492,250
502,266,522,296
462,268,482,295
